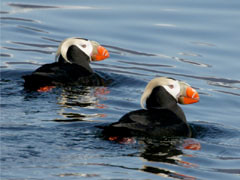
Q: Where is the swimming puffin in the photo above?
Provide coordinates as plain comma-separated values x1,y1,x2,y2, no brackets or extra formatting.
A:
23,37,110,91
100,77,199,139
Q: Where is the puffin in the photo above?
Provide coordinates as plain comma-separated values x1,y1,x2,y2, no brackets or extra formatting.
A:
23,37,110,91
100,77,200,140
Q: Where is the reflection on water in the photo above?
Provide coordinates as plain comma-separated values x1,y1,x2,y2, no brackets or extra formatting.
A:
141,166,196,180
56,86,109,121
104,137,200,179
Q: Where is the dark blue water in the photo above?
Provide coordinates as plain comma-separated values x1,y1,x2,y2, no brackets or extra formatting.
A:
1,0,240,179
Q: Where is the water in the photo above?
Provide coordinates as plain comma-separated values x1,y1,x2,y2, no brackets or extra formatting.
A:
1,0,240,179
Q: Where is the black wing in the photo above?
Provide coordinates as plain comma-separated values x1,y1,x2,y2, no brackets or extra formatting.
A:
102,109,191,138
23,62,104,90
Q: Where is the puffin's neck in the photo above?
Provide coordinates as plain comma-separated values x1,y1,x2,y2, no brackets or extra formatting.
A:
146,86,186,122
146,86,177,108
59,45,93,73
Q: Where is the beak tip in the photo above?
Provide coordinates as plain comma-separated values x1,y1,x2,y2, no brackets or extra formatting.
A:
105,52,110,58
94,46,110,61
194,92,200,102
180,87,200,104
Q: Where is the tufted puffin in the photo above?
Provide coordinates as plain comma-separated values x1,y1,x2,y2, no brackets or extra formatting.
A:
23,37,110,91
100,77,200,139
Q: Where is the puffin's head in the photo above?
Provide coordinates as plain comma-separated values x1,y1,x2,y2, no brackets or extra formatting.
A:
55,37,109,64
140,77,199,109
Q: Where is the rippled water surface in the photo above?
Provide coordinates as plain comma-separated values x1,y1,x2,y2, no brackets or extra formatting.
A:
1,0,240,179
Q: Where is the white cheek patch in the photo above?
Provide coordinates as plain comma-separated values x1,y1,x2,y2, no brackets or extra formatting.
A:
75,40,93,58
163,81,180,100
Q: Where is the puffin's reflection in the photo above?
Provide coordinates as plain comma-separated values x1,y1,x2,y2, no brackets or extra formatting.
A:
56,86,109,121
138,138,200,179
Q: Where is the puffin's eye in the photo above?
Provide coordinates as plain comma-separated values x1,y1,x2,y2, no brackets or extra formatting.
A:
168,84,174,89
81,44,87,48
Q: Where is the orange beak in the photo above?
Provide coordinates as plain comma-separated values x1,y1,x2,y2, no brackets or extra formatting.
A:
93,46,110,61
178,86,199,104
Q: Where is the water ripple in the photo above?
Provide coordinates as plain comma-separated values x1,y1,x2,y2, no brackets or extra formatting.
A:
191,41,216,47
5,61,41,66
8,41,57,48
8,3,102,10
141,166,196,180
8,3,58,9
173,56,211,67
18,25,49,34
56,173,100,178
155,23,177,28
117,60,174,68
41,37,61,43
0,53,13,57
0,11,9,14
106,45,211,68
178,52,202,57
213,90,240,97
2,46,54,54
105,45,155,56
95,63,240,85
0,16,39,23
213,168,240,175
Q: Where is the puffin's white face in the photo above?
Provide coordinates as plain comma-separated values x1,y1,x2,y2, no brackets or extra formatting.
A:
162,78,181,100
74,38,93,58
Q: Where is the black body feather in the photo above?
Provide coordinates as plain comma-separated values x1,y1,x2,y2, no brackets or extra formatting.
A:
23,45,110,90
100,86,192,138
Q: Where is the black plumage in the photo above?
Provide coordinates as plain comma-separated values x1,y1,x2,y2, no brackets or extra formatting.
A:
101,86,192,139
23,44,109,90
